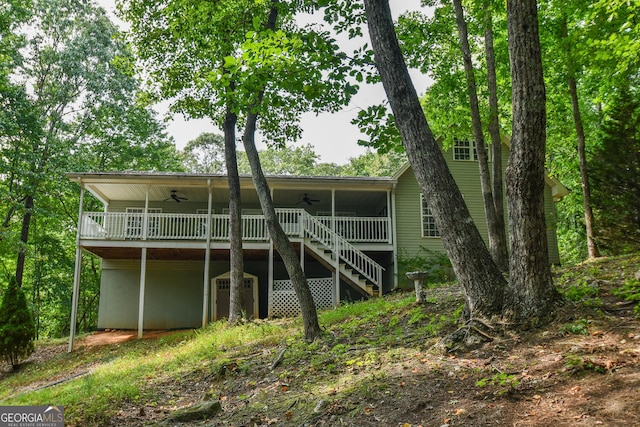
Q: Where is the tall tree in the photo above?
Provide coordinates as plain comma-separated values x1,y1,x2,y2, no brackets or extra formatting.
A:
0,0,178,340
4,0,140,286
182,133,226,174
120,0,260,324
503,0,560,319
121,0,353,337
590,84,640,254
451,0,508,271
362,0,561,325
560,17,600,259
363,0,506,321
482,0,509,271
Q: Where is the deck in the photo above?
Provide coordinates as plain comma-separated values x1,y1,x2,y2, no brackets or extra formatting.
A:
80,208,391,244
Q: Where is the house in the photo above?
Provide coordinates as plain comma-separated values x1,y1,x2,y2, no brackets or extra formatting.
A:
66,140,568,349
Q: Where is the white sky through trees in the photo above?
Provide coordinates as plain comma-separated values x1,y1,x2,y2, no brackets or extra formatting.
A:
97,0,430,165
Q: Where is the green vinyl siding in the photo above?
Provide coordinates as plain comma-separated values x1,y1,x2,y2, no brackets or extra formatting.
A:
394,145,561,264
395,148,494,256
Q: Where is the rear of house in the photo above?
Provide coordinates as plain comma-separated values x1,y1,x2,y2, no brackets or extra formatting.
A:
66,141,567,344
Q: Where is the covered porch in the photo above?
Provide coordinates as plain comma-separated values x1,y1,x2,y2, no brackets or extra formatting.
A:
66,172,399,352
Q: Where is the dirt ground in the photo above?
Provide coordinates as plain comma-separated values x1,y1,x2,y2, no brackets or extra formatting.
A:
110,289,639,426
5,260,640,427
79,329,181,347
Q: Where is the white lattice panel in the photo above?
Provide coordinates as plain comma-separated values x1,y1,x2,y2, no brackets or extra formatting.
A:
271,277,334,317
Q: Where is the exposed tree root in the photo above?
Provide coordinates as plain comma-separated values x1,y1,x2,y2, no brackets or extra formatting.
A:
436,317,497,353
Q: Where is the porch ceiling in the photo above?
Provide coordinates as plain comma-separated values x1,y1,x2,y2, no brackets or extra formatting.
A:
66,172,395,206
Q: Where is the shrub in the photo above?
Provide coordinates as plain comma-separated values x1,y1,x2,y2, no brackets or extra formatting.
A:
397,246,454,287
0,277,36,370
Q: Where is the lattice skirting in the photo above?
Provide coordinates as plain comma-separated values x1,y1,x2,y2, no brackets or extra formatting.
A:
270,277,335,317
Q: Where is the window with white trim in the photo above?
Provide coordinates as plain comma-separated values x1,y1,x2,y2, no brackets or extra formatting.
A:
420,194,439,237
453,138,477,161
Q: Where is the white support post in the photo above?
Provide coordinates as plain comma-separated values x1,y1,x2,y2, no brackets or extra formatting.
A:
300,241,304,271
331,189,336,232
137,187,150,339
268,240,274,317
331,189,339,304
142,187,150,240
202,182,212,327
138,247,148,338
391,185,399,290
386,190,392,244
68,183,85,353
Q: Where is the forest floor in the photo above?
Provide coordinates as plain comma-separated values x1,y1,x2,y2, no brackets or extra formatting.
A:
1,254,639,426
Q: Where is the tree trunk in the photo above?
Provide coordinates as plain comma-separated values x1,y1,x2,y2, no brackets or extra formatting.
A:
364,0,506,319
452,0,507,272
241,112,321,342
224,106,245,324
483,4,509,272
15,194,34,288
504,0,560,321
560,19,600,259
570,75,600,259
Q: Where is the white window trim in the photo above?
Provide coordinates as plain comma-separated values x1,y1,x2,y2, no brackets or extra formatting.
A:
420,194,439,238
453,138,477,161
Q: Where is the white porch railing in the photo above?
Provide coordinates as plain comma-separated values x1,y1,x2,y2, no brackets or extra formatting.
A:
317,216,389,242
80,209,390,244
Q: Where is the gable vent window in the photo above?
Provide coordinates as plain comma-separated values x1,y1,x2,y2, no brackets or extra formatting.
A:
420,194,439,238
453,138,478,161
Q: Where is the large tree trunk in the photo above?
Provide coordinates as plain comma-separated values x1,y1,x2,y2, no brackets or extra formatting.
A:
241,112,321,342
364,0,506,319
560,19,600,260
452,0,507,272
483,5,509,272
504,0,560,321
15,194,34,288
223,106,245,324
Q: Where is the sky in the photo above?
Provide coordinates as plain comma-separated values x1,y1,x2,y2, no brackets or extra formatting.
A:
97,0,431,165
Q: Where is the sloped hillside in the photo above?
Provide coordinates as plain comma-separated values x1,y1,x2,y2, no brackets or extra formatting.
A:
1,254,639,426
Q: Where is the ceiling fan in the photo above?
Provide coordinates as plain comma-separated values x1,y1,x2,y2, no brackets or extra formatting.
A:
163,190,188,203
298,193,320,206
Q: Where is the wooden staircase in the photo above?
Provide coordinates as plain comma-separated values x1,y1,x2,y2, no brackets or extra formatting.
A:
300,212,383,297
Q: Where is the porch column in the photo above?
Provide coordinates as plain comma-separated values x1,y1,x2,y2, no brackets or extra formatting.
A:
300,241,304,271
68,182,85,353
331,189,336,232
331,189,339,304
142,186,150,240
202,181,212,327
138,188,150,338
268,240,274,317
138,247,148,338
386,190,392,244
391,185,399,289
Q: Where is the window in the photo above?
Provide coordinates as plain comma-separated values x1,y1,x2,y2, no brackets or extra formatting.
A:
420,195,439,237
453,138,477,161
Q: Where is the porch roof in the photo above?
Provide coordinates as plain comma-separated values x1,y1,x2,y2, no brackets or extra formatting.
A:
66,171,397,206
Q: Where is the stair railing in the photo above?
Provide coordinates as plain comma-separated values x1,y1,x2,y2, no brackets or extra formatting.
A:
299,211,384,288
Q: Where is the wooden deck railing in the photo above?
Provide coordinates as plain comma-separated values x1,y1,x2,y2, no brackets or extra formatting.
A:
79,209,390,244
